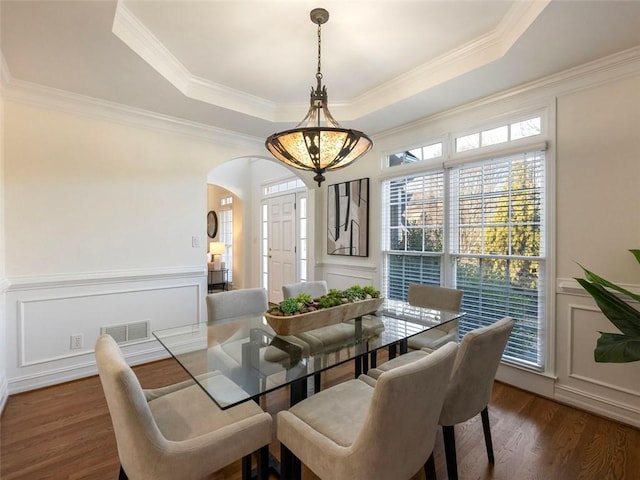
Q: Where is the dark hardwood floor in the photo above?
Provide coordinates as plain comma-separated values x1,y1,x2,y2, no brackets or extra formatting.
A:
1,356,639,480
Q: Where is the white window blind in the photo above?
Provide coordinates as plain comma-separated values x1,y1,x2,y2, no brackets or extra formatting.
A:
450,151,545,369
382,170,444,303
382,149,547,370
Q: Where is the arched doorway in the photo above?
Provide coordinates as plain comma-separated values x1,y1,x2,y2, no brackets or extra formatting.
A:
206,157,316,302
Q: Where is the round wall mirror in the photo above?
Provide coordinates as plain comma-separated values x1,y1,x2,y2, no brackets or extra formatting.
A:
207,211,218,238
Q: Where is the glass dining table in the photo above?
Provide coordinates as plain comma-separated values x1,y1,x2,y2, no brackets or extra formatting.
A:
152,302,466,411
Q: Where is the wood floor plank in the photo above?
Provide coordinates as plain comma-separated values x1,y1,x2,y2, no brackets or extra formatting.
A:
2,358,639,479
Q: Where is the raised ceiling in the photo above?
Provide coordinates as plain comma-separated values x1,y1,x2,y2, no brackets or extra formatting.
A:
2,1,640,139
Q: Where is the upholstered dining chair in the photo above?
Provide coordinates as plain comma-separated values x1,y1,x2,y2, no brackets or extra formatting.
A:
366,317,515,480
206,288,290,391
277,342,458,480
282,280,329,300
406,284,464,351
206,287,269,324
95,334,272,480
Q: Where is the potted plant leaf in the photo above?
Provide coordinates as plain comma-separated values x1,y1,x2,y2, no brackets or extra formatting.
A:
575,249,640,362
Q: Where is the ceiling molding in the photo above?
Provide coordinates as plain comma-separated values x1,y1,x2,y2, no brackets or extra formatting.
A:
111,1,549,124
345,1,551,121
376,44,640,140
112,2,277,121
3,77,263,148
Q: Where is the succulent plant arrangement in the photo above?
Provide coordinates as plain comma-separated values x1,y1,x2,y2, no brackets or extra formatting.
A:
267,285,381,317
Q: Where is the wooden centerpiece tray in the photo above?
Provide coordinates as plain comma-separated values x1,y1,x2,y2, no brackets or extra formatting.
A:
265,297,384,335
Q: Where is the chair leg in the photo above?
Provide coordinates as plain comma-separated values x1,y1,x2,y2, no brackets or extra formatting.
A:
118,465,128,480
442,425,458,480
424,452,437,480
280,444,292,480
241,453,253,480
481,406,495,464
256,445,269,480
280,444,302,480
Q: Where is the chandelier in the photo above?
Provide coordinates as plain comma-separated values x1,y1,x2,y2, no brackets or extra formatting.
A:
265,8,372,187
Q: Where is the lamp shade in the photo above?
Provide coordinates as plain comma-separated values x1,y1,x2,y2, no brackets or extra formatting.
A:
209,242,226,255
265,127,372,185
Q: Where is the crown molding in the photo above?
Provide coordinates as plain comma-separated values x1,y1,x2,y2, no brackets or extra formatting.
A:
111,1,549,124
377,45,640,140
315,0,551,121
112,1,277,121
3,77,263,148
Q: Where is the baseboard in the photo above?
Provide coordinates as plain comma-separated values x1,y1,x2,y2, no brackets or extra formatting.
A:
496,362,556,399
496,363,640,428
7,345,170,395
0,373,8,416
554,384,640,428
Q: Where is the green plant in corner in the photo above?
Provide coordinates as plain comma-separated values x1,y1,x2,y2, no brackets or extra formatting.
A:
575,249,640,363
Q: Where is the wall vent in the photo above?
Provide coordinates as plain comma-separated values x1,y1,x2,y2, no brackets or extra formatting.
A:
101,320,150,344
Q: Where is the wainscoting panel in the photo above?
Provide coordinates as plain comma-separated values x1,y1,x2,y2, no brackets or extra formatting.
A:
18,284,198,367
324,262,377,290
6,267,207,394
554,280,640,427
568,304,640,396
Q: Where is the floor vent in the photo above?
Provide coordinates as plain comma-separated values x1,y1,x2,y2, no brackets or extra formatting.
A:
101,320,150,344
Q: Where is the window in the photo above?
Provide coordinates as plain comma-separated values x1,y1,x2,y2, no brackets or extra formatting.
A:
219,207,233,283
298,197,308,282
382,146,546,370
263,178,305,196
387,141,443,168
455,116,541,153
384,171,444,302
451,152,545,369
262,203,269,289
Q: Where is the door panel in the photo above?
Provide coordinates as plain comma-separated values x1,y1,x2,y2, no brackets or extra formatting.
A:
268,194,296,303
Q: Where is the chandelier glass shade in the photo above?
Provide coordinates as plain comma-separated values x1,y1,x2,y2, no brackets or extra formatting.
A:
265,8,372,186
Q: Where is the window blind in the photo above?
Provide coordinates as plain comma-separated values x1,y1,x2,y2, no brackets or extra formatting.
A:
382,149,547,370
450,151,546,369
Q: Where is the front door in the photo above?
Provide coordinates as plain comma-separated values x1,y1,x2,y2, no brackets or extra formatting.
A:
267,193,297,303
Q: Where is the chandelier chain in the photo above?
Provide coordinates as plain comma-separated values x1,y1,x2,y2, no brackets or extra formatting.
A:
316,22,323,82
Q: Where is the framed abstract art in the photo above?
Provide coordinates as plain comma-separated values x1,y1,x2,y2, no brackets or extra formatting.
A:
327,178,369,257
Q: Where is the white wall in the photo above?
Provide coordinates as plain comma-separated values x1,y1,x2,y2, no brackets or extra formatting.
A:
554,75,640,425
3,95,265,393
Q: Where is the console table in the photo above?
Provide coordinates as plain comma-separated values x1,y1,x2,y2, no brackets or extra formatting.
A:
207,267,228,292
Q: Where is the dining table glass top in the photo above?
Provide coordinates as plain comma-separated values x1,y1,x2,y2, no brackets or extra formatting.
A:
153,303,465,410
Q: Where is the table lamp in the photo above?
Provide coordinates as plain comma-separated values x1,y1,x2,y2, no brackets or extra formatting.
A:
209,242,226,270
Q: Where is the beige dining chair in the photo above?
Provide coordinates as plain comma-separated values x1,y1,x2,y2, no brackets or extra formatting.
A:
95,334,272,480
406,284,464,351
282,280,329,299
365,317,515,480
206,288,289,390
207,287,269,323
277,342,458,480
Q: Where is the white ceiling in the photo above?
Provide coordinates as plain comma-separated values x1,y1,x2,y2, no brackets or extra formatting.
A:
2,1,640,140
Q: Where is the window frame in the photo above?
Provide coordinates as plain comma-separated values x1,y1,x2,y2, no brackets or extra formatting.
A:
380,107,555,374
